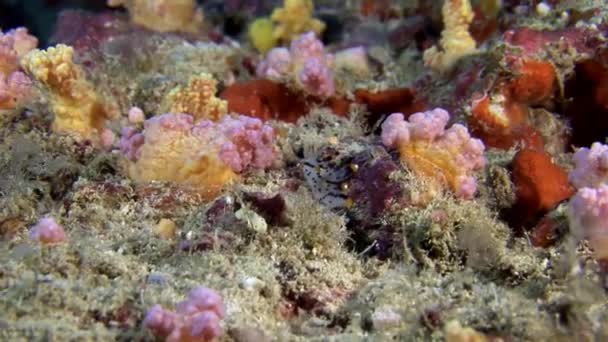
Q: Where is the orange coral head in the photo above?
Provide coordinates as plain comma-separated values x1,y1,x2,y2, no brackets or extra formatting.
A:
469,91,543,150
508,60,556,105
510,149,574,230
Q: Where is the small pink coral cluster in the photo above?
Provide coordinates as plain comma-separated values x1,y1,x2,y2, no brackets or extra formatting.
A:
569,142,608,259
381,108,486,199
119,126,145,161
216,114,276,172
257,31,335,97
0,28,37,110
144,286,224,342
29,217,66,244
119,113,276,173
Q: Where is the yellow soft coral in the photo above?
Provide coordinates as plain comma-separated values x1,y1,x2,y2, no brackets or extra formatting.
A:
127,114,236,199
21,44,113,142
107,0,203,33
271,0,325,44
423,0,477,72
249,17,277,54
164,73,227,122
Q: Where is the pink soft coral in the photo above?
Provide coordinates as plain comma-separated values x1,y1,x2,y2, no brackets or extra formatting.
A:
256,47,292,79
569,185,608,259
216,115,276,173
257,31,335,97
381,109,485,199
0,71,32,109
0,27,38,74
298,57,335,98
118,126,145,161
568,142,608,260
144,286,225,342
120,113,276,197
29,217,66,244
0,27,37,110
569,142,608,189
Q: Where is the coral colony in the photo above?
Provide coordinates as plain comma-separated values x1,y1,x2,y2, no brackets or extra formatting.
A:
5,0,608,340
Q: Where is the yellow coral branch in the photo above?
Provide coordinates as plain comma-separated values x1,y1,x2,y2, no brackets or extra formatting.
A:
21,44,113,142
423,0,477,72
271,0,325,44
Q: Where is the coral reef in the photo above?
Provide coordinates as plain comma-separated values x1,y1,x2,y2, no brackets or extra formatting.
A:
3,1,608,341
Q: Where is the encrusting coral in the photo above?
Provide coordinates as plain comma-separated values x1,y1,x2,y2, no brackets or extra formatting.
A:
0,27,37,110
423,0,477,72
270,0,325,45
21,44,115,146
107,0,204,34
381,108,485,200
164,72,228,122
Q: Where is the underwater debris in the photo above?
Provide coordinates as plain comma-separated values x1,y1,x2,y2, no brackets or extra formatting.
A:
107,0,204,34
423,0,477,73
21,44,115,146
144,286,225,342
164,72,228,122
381,108,486,200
